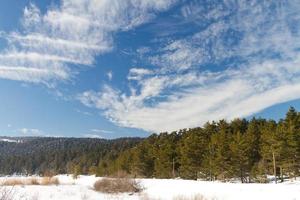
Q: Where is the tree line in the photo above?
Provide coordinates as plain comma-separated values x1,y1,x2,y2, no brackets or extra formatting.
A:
98,107,300,183
0,137,141,176
0,108,299,183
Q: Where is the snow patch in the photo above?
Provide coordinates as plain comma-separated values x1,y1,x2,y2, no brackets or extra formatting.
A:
0,138,23,143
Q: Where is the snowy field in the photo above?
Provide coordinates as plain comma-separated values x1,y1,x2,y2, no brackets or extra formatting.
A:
0,175,299,200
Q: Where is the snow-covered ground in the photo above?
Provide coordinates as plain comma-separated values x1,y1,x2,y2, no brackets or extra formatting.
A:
0,175,299,200
0,138,22,143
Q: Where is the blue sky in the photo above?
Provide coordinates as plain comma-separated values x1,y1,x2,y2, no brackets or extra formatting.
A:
0,0,299,138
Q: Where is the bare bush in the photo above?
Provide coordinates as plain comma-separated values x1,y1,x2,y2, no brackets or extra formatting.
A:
40,177,59,185
93,178,142,194
2,179,24,186
28,178,39,185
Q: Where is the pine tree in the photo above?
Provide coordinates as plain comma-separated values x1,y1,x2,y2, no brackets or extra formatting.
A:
154,132,179,178
229,131,250,182
210,120,232,181
179,128,208,179
275,107,299,180
245,118,263,181
130,140,154,177
260,120,280,183
202,122,218,181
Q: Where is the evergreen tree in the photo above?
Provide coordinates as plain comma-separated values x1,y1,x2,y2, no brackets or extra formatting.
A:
229,131,250,182
260,120,280,183
179,128,208,179
210,120,232,181
245,118,263,181
154,132,180,178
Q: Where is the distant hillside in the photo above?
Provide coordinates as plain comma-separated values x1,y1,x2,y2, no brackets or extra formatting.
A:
0,137,142,175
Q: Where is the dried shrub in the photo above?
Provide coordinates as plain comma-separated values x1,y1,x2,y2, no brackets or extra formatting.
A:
40,177,60,185
2,179,24,186
28,178,39,185
93,178,142,194
2,178,39,186
1,177,60,186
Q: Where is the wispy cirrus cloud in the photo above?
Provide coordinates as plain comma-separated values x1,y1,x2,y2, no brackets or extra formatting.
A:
79,0,300,133
90,129,114,134
0,0,177,85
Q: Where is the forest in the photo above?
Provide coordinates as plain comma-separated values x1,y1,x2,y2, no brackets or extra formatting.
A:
0,107,300,183
0,137,141,176
98,107,300,183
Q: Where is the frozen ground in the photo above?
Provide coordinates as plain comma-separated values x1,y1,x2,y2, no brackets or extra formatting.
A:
0,175,299,200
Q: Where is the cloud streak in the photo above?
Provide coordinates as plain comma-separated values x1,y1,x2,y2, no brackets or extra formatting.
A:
79,0,300,133
0,0,177,85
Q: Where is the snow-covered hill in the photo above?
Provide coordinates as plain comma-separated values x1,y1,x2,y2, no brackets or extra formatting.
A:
0,138,22,143
0,175,299,200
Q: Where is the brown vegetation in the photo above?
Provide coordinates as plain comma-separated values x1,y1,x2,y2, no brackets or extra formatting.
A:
1,177,59,186
40,177,60,185
93,178,142,194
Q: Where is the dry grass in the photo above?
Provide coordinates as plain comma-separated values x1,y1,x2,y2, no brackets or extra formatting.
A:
1,179,23,186
40,177,59,185
28,178,40,185
94,178,142,194
1,177,59,186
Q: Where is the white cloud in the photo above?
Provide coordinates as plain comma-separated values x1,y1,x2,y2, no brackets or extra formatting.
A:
91,129,114,134
80,58,300,132
128,68,153,80
19,128,44,136
83,128,114,139
0,0,177,84
107,71,113,81
149,40,208,72
148,1,300,73
79,0,300,133
0,65,69,85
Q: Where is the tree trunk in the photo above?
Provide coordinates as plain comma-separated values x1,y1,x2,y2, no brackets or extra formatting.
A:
280,166,283,182
272,151,277,184
209,145,213,181
172,158,175,178
240,169,244,183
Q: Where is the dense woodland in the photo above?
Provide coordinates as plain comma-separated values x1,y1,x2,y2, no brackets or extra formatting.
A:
98,107,300,183
0,137,141,176
1,108,300,183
